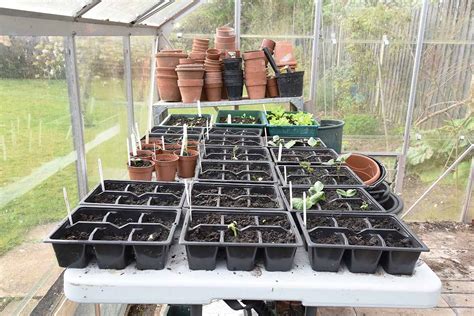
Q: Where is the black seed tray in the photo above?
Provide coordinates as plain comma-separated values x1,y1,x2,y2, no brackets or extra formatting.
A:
196,160,278,184
187,182,285,211
81,180,186,209
295,211,428,274
205,135,263,147
269,147,338,164
279,185,383,212
200,146,271,162
265,136,326,148
160,114,212,127
275,164,365,187
179,209,303,271
143,133,201,145
45,206,180,270
150,126,203,135
209,127,262,136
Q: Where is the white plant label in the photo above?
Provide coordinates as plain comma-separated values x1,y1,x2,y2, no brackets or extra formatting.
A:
145,131,149,144
227,114,231,124
197,100,202,117
135,122,142,150
63,187,73,226
289,181,293,209
284,165,287,185
210,114,214,126
130,133,137,156
98,158,105,192
278,143,283,161
126,138,131,166
303,192,307,227
161,135,166,151
263,128,268,145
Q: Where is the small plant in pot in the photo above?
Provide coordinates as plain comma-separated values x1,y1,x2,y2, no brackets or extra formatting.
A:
153,153,179,181
128,158,155,181
174,129,199,178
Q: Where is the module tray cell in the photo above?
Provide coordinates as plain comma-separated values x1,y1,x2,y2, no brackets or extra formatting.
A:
276,164,365,186
270,147,338,164
200,146,271,162
196,160,278,184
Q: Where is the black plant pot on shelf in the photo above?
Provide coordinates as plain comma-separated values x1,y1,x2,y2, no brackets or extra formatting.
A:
200,146,271,162
223,58,243,71
208,127,263,136
195,160,278,184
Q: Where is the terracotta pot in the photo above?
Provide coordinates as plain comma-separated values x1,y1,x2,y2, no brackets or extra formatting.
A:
243,50,265,60
156,75,180,101
205,78,223,85
260,39,276,52
244,70,267,83
178,140,200,151
193,38,209,45
345,154,381,185
215,42,236,51
192,44,208,51
153,154,179,181
206,49,220,60
128,160,155,181
177,79,204,103
274,41,297,66
244,58,266,70
246,84,266,99
161,143,182,155
160,49,183,53
179,58,195,65
173,149,199,178
216,26,235,37
205,83,223,101
130,149,155,161
189,52,206,60
156,52,187,67
266,77,279,97
156,66,176,77
141,144,163,156
176,69,205,80
215,35,235,44
205,72,222,78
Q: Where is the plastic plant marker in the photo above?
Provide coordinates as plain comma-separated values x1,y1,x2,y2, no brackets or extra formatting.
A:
289,181,293,210
126,139,131,166
63,187,73,226
264,128,268,146
181,124,188,156
206,120,210,140
145,131,149,144
284,165,288,185
98,158,105,192
278,144,283,161
161,136,166,151
227,114,232,124
135,123,142,150
303,192,307,227
131,133,137,156
184,179,192,221
210,114,214,126
197,100,202,117
263,104,267,116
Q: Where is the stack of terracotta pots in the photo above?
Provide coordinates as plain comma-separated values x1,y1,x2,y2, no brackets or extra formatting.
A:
243,50,267,99
156,49,187,101
188,38,208,64
274,41,297,71
176,60,205,103
204,48,223,101
215,26,236,52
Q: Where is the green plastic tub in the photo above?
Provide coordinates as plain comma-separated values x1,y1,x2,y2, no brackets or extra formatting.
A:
314,119,345,153
215,110,268,129
266,111,319,137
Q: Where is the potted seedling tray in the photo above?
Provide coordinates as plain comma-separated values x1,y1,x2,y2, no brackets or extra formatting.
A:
280,185,383,212
295,212,428,275
150,126,203,135
187,182,285,211
179,209,303,271
81,180,185,209
205,135,263,147
45,206,180,270
209,127,262,136
270,147,338,164
143,133,201,145
276,164,365,187
196,160,277,184
266,136,326,148
266,111,319,137
200,146,271,162
215,110,268,129
160,114,212,127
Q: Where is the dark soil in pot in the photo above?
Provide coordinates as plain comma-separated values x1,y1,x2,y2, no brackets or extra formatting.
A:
346,233,380,246
335,217,368,231
141,213,175,227
105,182,129,191
307,217,334,229
258,215,290,229
91,193,119,204
218,115,261,124
187,226,221,242
224,215,256,227
76,213,105,222
309,231,343,244
118,196,148,205
127,183,157,195
132,228,168,242
261,229,295,243
368,217,400,230
166,116,209,127
191,213,222,226
130,160,153,167
63,230,91,240
96,230,130,241
383,233,414,248
224,230,258,242
149,195,180,206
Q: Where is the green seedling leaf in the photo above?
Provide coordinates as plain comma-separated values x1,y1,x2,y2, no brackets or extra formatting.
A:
322,159,335,166
336,189,357,198
308,181,324,195
292,197,314,210
299,161,314,173
309,191,325,205
337,153,352,163
272,135,280,142
227,221,238,237
307,137,320,147
360,201,369,210
284,140,297,149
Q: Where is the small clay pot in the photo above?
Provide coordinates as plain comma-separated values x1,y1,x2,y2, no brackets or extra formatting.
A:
246,84,267,99
161,143,182,155
346,154,381,185
178,79,204,103
156,66,176,77
215,42,236,51
205,83,223,101
216,26,235,37
141,144,163,156
130,149,155,161
189,52,206,60
244,70,267,83
153,154,179,181
156,75,180,101
128,160,155,181
174,149,199,178
260,39,276,52
156,52,188,67
179,58,196,65
178,140,200,151
206,48,220,60
266,77,279,97
215,35,235,44
193,38,209,45
176,68,205,80
243,50,265,60
244,58,266,70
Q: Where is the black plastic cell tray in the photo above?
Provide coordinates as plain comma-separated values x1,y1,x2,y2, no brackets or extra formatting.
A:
204,135,263,147
187,182,285,211
196,160,278,184
269,147,338,164
295,212,428,275
81,180,186,209
142,133,201,145
279,185,384,212
200,146,271,162
209,127,262,136
179,209,303,271
150,126,203,135
275,164,365,187
45,206,180,270
265,136,326,148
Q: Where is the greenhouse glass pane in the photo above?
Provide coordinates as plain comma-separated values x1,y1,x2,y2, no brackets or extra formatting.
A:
145,0,194,26
82,0,160,23
0,0,90,16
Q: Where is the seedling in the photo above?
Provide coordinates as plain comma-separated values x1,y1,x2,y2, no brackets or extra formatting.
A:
299,161,314,173
267,135,296,149
336,189,357,198
228,221,238,237
323,153,351,172
307,137,321,147
292,181,326,211
360,201,369,210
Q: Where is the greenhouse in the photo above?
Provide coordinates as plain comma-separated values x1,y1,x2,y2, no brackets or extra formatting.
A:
0,0,472,315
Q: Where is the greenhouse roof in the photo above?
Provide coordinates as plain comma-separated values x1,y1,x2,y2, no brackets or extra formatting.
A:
0,0,200,36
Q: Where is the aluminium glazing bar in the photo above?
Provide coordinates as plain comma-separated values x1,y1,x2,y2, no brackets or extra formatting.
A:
74,0,101,18
64,35,88,198
132,0,174,25
234,0,241,49
308,0,322,113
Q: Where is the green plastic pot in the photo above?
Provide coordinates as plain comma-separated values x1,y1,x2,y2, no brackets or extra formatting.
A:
215,110,267,129
314,119,345,153
266,111,319,137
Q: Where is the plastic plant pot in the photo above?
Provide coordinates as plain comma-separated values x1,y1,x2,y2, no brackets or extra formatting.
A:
215,110,268,129
296,212,429,275
174,149,199,178
265,136,326,148
160,114,212,127
200,146,270,162
196,160,278,184
314,119,345,153
179,210,303,271
205,135,264,147
128,159,155,181
266,111,319,137
380,192,404,215
345,153,381,186
275,164,365,187
269,147,338,164
276,71,304,97
154,154,179,181
208,127,262,136
223,58,243,71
